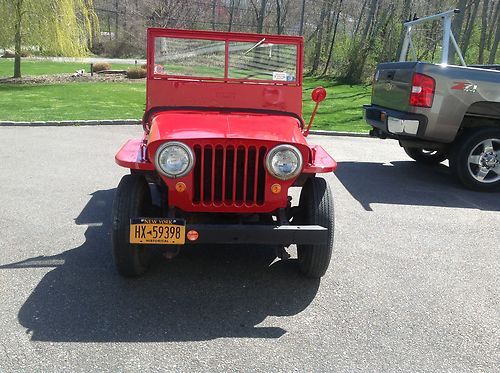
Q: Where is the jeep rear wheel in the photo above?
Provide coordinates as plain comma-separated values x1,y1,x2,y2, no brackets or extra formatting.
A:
297,177,334,278
403,147,447,164
450,128,500,191
111,174,153,277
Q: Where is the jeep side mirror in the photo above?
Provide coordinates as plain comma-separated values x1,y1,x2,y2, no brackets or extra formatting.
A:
304,86,327,136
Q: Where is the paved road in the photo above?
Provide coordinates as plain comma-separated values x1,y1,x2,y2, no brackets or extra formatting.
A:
0,126,498,372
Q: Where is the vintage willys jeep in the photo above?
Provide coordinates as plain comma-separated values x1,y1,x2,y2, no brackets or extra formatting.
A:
113,28,337,278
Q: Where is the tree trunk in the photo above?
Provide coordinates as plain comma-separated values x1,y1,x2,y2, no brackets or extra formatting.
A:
461,0,480,54
353,0,369,37
299,0,306,35
395,0,412,60
360,0,378,42
228,0,235,32
321,0,343,76
478,0,490,64
257,0,267,33
450,0,468,64
486,0,500,48
488,14,500,64
14,0,23,78
212,0,217,30
275,0,281,34
309,0,331,75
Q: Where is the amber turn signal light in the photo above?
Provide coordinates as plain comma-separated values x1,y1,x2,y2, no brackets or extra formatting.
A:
186,230,199,241
175,182,186,192
271,184,281,194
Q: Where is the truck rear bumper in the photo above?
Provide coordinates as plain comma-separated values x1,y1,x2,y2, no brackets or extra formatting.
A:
185,224,328,245
363,104,428,138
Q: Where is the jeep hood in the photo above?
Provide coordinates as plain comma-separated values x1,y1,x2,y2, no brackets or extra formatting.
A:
147,110,307,147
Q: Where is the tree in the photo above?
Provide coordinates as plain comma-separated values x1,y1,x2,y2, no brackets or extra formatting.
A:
0,0,97,78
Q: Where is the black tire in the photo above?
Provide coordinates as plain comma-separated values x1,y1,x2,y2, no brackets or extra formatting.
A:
111,174,153,277
297,177,334,278
403,147,447,164
449,128,500,192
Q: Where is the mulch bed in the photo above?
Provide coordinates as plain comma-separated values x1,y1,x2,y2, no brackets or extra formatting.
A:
0,73,145,85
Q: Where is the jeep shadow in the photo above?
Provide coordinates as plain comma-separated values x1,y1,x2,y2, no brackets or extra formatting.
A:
1,189,319,342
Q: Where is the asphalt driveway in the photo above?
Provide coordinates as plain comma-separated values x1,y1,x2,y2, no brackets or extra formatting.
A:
0,126,498,372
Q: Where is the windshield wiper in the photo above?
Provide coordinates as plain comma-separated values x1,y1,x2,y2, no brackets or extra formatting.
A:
243,38,266,55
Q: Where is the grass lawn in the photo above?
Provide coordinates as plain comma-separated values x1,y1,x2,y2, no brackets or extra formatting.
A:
303,77,371,132
0,61,371,132
0,59,137,78
0,83,145,121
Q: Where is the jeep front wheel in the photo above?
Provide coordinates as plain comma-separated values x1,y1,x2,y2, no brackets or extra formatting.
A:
111,174,153,277
403,147,447,164
450,128,500,191
297,177,334,278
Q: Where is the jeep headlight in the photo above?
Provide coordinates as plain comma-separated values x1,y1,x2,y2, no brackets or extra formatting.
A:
155,141,194,178
266,145,303,180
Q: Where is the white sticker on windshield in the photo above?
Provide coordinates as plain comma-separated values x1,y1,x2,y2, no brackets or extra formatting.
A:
273,72,287,81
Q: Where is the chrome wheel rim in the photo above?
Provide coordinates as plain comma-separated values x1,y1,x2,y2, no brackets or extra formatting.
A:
467,138,500,184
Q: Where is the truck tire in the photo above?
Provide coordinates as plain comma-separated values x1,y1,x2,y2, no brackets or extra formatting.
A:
450,128,500,191
111,174,153,277
403,147,447,164
297,177,334,278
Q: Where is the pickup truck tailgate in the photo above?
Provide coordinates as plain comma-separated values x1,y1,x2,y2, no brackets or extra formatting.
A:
372,62,418,112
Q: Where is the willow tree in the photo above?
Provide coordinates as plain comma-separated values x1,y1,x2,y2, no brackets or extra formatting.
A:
0,0,97,78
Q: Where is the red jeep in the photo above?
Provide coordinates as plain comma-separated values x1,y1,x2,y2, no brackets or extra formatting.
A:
113,28,337,278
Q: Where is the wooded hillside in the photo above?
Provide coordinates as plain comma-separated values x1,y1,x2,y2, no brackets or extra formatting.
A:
85,0,500,83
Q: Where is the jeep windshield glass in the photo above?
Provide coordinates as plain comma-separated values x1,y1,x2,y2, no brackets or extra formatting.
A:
154,38,226,78
153,36,298,83
228,41,297,81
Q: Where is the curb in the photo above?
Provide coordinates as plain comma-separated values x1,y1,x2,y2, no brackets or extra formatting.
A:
0,119,369,138
0,119,141,127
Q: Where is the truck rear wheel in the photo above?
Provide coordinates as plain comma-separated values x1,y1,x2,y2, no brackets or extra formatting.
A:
297,177,334,278
403,147,447,164
111,174,153,277
450,128,500,191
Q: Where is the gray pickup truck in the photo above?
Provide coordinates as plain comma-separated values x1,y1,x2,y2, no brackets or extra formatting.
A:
364,10,500,191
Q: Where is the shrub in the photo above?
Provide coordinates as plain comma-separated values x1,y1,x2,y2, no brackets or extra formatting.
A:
20,50,31,57
92,62,111,72
140,63,147,70
1,49,15,58
126,67,147,79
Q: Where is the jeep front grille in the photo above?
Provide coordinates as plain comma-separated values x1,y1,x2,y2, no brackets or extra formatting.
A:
193,144,267,206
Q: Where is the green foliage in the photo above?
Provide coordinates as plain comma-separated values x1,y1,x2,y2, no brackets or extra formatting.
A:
0,0,98,77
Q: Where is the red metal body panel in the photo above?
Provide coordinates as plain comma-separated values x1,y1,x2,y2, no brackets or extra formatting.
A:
115,139,154,171
114,28,337,214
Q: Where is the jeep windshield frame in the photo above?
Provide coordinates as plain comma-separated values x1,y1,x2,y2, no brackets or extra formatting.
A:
148,28,303,86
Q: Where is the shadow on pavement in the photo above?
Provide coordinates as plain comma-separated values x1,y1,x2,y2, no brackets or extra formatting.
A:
1,189,319,342
335,161,500,211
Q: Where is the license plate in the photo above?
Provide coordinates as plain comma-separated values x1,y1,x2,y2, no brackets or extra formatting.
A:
129,218,186,245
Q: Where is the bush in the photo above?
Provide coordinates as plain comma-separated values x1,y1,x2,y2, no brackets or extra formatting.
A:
92,62,111,72
126,67,147,79
140,63,147,70
1,49,15,58
20,50,31,57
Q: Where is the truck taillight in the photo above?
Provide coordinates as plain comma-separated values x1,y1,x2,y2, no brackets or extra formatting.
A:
409,73,435,108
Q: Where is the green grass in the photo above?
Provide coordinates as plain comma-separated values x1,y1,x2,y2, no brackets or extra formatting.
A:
0,60,371,132
0,83,145,121
0,59,137,77
302,77,371,133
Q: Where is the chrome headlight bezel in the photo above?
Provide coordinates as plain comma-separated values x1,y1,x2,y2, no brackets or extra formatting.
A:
265,144,303,180
154,141,194,178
